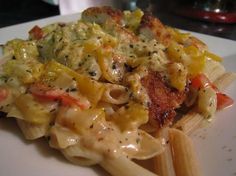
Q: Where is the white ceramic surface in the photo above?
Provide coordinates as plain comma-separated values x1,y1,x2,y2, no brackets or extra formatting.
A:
0,14,236,176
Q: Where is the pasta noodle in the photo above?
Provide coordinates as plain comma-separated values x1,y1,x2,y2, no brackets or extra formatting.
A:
214,72,236,91
169,129,202,176
100,156,158,176
173,112,204,135
101,83,130,104
62,144,103,166
153,128,176,176
17,119,49,140
202,59,225,82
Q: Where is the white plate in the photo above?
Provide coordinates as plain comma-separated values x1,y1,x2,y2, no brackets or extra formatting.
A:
0,14,236,176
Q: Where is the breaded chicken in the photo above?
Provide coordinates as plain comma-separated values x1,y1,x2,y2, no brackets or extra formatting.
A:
141,71,187,128
82,6,123,25
139,13,172,46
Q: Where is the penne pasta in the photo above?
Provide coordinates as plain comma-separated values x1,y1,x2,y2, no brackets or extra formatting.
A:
153,128,176,176
102,83,129,105
17,119,49,140
100,156,158,176
169,128,202,176
202,59,225,82
213,72,236,91
173,111,204,135
62,144,103,166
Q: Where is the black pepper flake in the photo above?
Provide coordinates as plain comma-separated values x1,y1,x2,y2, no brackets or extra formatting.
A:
148,51,151,56
88,71,96,76
70,88,77,92
112,63,117,69
124,63,133,72
98,137,104,141
12,56,16,60
119,140,122,144
50,108,56,113
124,105,129,109
89,124,94,129
26,70,31,73
129,44,134,48
129,92,133,98
72,77,76,81
65,88,70,92
46,136,51,141
136,138,140,144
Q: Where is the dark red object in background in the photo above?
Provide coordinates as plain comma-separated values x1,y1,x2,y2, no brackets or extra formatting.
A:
176,6,236,24
173,0,236,24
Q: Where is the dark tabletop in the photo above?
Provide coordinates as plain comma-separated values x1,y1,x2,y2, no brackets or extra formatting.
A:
0,0,235,41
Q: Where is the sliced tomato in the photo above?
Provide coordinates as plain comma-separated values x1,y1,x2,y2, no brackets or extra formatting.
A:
190,74,211,90
191,74,234,110
217,93,234,110
0,87,9,102
29,83,63,101
29,83,88,109
29,25,43,40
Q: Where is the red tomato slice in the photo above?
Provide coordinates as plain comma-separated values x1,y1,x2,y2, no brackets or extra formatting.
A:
29,83,88,109
29,25,43,40
191,74,234,110
217,93,234,110
0,87,9,102
190,74,211,89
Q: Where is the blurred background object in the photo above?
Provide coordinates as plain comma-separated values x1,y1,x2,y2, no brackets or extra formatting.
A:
0,0,235,40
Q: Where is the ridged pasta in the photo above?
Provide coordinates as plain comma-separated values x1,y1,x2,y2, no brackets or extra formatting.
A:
202,59,225,82
169,129,202,176
213,72,236,91
17,119,49,140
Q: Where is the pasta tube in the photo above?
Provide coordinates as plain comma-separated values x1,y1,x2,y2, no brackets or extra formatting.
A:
102,83,129,104
169,128,202,176
17,119,49,140
153,128,176,176
100,156,158,176
62,144,103,166
173,112,204,135
213,72,236,91
202,59,225,82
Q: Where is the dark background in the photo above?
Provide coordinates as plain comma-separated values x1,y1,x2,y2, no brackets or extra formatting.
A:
0,0,235,40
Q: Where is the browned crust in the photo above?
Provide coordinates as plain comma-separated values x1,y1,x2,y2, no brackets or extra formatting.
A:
139,13,172,46
82,6,123,24
141,71,187,128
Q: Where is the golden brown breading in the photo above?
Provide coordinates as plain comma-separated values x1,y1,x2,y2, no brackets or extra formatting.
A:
139,13,172,46
141,71,187,128
82,6,123,25
103,19,138,43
